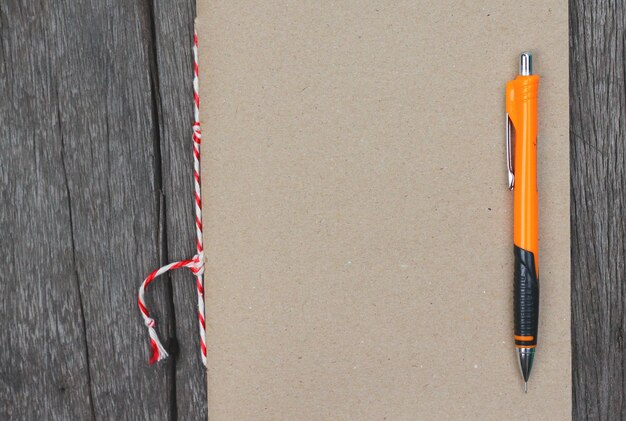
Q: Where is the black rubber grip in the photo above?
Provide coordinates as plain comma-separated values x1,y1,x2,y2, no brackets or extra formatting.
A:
514,245,539,346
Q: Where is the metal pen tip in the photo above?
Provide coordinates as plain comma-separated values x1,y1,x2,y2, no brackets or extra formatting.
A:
517,347,535,389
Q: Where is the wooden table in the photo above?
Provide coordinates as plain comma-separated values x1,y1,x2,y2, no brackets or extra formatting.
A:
0,1,623,419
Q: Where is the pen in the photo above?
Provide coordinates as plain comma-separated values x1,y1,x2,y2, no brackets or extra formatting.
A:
506,52,540,393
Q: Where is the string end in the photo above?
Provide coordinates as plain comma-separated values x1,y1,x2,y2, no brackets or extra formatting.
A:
147,326,169,364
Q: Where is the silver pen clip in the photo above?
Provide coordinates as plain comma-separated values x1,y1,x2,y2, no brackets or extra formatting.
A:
506,113,514,190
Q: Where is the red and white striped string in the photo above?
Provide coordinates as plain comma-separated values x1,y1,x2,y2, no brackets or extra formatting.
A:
137,29,207,367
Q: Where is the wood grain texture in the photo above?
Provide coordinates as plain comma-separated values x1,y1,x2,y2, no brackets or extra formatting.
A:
0,0,206,419
0,3,96,418
570,1,626,419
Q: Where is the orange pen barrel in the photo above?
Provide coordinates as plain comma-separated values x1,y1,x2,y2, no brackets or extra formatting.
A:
506,53,540,389
507,74,540,268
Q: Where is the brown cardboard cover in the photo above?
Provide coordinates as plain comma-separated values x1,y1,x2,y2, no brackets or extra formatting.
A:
197,1,570,419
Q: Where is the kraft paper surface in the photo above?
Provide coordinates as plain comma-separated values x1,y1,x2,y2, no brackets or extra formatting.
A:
197,1,570,419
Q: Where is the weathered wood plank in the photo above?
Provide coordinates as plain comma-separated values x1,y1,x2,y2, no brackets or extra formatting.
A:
152,0,208,419
0,0,178,419
0,2,93,418
570,1,626,419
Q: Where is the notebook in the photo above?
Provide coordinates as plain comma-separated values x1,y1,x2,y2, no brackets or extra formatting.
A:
197,1,570,419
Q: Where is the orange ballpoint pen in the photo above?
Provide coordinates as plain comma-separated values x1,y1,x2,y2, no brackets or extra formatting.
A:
505,52,540,393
